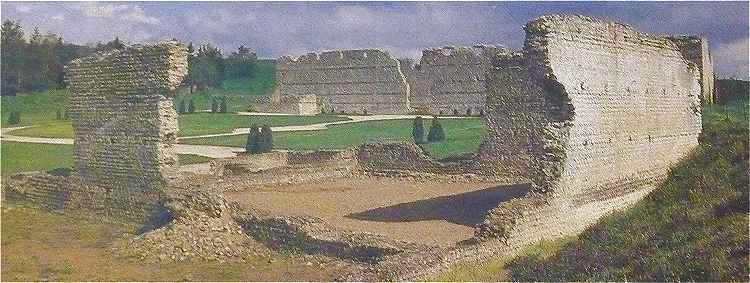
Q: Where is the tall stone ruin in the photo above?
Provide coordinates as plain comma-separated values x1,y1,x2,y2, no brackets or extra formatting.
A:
64,41,188,221
406,45,508,115
476,15,703,242
275,49,410,114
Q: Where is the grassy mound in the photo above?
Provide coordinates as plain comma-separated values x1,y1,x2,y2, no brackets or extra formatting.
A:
506,118,749,281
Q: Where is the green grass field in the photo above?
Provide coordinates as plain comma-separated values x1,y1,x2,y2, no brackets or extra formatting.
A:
2,62,276,128
181,118,487,159
9,114,350,138
1,142,213,176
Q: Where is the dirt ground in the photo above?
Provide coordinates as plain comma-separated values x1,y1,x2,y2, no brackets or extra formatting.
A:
226,177,528,247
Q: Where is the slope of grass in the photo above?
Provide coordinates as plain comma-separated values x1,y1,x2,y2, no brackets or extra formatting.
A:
506,119,749,281
0,202,339,281
181,118,487,159
10,114,349,138
427,238,571,281
1,142,212,176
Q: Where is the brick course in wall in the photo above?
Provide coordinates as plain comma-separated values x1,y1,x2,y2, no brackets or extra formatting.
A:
276,49,410,114
7,41,190,223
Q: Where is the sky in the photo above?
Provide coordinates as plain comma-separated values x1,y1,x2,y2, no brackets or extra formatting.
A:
2,1,748,78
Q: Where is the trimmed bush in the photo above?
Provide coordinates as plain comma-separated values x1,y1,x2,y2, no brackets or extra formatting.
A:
258,125,273,153
178,100,186,114
188,99,196,113
211,98,219,113
245,125,259,154
427,116,445,143
220,96,228,113
412,116,425,144
7,111,20,125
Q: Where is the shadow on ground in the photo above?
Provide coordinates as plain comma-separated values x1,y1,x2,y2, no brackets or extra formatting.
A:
345,183,530,227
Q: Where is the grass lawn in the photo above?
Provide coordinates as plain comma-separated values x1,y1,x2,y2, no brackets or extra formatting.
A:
178,113,349,137
9,114,350,138
181,118,487,159
2,62,277,129
1,89,70,128
1,142,213,176
0,202,339,281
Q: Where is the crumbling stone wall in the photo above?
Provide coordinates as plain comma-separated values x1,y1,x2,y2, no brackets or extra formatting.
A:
406,45,507,115
477,15,703,240
276,49,410,114
61,41,188,222
669,36,716,104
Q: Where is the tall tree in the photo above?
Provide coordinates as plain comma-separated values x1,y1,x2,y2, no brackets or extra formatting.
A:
1,20,25,96
259,125,273,153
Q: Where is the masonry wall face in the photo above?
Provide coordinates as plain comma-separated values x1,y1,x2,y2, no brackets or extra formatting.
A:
64,42,188,221
407,46,507,116
526,15,703,198
276,49,410,114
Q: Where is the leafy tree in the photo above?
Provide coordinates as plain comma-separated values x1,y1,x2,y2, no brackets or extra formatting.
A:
220,96,228,113
245,125,260,154
188,99,195,113
178,100,186,114
225,45,257,79
1,20,25,96
259,125,274,153
211,97,219,113
412,116,425,144
427,116,445,143
189,43,224,90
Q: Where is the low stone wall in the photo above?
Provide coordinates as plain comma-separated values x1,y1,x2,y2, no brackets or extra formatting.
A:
3,172,166,224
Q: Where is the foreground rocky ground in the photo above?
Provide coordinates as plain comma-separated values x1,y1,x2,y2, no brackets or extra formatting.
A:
0,202,347,281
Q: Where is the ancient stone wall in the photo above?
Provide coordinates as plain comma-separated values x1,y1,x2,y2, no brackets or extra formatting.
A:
669,36,716,104
477,14,703,240
61,41,189,222
406,45,507,115
276,49,410,114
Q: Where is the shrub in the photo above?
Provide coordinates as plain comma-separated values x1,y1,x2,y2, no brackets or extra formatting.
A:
412,116,425,144
258,125,273,153
188,99,195,113
245,125,259,154
178,100,186,114
453,109,459,116
427,116,445,143
211,98,219,113
220,96,228,113
56,109,62,120
63,110,69,120
7,111,20,125
466,108,472,116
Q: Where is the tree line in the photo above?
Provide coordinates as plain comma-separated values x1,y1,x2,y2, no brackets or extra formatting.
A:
1,19,258,96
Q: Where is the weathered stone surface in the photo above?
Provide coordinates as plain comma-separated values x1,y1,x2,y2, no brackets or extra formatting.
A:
476,14,702,242
669,36,716,104
276,49,410,114
64,41,187,222
405,45,508,115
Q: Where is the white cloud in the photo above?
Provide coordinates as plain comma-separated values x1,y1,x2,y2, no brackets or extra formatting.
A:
15,5,31,13
72,2,160,25
51,14,65,21
714,37,750,79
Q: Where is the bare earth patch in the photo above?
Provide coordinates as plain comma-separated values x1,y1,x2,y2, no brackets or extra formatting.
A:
225,177,528,247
